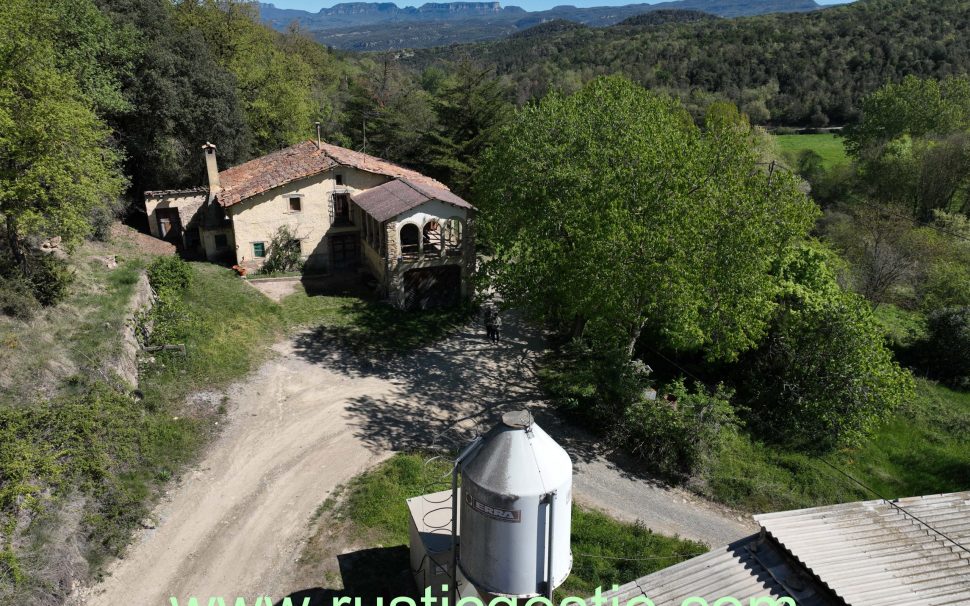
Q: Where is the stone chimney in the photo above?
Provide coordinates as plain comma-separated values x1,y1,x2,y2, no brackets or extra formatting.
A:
202,142,220,200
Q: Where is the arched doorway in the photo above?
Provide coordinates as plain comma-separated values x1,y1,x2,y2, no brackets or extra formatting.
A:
400,223,420,257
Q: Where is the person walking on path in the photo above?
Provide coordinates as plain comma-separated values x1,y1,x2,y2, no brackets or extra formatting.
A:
482,304,498,342
490,310,502,343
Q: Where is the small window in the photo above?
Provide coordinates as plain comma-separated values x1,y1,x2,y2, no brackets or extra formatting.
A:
214,234,228,249
289,197,302,212
335,174,344,186
253,242,266,258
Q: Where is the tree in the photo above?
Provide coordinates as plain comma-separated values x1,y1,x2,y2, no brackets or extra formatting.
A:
846,76,970,218
475,77,817,360
824,205,930,305
97,0,252,192
0,0,125,264
419,62,511,195
174,0,316,155
343,53,438,165
740,245,915,451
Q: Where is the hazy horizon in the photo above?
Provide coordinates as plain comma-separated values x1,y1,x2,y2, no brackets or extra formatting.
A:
265,0,854,13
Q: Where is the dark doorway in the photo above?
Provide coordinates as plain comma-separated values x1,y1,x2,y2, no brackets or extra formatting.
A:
156,208,183,250
402,265,461,310
330,233,359,270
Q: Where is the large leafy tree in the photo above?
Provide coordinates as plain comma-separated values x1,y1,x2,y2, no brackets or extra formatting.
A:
846,76,970,219
0,0,125,262
174,0,316,155
97,0,251,192
475,76,817,359
740,245,915,451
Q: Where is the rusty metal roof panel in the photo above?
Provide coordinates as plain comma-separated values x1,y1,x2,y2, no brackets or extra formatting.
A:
754,491,970,606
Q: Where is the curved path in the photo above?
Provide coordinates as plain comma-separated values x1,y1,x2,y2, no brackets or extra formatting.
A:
75,316,754,605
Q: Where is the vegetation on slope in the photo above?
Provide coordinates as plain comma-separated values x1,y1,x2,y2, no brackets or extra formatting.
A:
409,0,970,125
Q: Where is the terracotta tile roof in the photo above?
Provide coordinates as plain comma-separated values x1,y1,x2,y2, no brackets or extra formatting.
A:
216,140,446,207
352,178,474,222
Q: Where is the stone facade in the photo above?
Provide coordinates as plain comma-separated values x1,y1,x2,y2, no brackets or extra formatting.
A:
144,140,476,309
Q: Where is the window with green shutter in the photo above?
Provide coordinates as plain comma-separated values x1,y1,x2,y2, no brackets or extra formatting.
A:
253,242,266,258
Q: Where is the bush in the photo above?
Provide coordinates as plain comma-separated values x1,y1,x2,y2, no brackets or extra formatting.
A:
539,340,646,429
743,279,914,451
0,274,39,320
621,380,737,478
923,307,970,387
918,261,970,312
260,226,303,274
147,255,192,295
20,253,74,307
540,342,735,478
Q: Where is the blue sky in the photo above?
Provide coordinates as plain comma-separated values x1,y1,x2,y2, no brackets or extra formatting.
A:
267,0,853,13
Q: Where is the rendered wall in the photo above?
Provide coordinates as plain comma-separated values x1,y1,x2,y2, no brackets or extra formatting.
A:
227,167,388,270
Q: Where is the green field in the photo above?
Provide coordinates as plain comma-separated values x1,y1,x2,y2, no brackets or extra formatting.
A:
775,133,849,169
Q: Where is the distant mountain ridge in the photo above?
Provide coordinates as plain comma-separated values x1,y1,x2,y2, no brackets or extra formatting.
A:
259,0,823,50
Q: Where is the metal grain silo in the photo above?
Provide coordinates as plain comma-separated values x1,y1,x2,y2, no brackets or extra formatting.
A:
456,410,572,599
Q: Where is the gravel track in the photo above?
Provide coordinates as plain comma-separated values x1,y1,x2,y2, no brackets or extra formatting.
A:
75,315,753,605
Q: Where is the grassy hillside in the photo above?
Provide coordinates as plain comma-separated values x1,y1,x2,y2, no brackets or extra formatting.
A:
703,380,970,513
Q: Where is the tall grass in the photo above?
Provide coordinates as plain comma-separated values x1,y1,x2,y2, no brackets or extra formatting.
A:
702,379,970,512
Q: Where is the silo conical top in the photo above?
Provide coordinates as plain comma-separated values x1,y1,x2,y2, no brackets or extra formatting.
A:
502,409,533,429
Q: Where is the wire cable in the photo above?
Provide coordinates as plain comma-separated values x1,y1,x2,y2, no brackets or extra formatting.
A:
814,456,970,556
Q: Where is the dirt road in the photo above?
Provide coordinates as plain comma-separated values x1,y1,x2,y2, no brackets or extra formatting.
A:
76,317,754,606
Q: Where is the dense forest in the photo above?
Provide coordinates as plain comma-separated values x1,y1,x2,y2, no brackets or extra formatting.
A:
407,0,970,125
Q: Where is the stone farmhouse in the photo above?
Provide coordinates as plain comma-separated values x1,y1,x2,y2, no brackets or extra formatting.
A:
144,140,475,309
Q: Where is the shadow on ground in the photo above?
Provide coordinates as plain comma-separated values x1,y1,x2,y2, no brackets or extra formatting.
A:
291,310,670,486
275,546,414,606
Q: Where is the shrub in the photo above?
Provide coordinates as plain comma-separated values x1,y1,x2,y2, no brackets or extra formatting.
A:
539,340,646,429
147,255,192,295
89,204,121,242
621,380,737,478
742,261,914,452
923,307,970,387
20,253,74,307
0,274,39,320
261,226,303,274
918,261,970,312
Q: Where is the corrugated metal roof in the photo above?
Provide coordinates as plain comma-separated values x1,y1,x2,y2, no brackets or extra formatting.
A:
352,178,474,222
755,491,970,606
603,492,970,606
601,534,836,606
